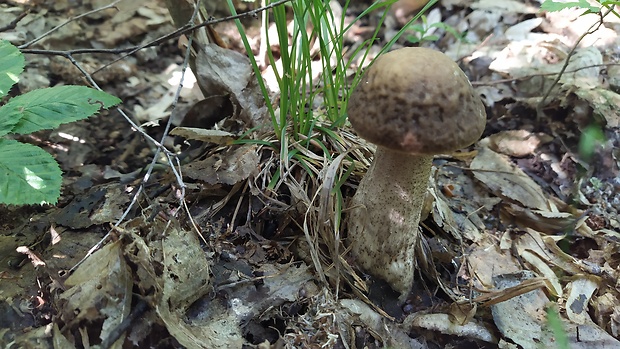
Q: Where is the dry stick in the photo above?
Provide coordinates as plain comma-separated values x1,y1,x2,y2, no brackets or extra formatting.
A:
70,3,203,273
18,0,292,56
0,7,31,32
535,7,612,121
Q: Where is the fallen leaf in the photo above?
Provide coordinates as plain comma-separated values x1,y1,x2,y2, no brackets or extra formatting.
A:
183,144,259,185
471,147,553,211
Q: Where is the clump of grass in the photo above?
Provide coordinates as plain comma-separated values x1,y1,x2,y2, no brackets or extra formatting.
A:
226,0,438,294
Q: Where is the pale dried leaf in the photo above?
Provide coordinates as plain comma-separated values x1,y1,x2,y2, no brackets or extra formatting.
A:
470,0,538,13
471,148,552,211
409,313,496,343
490,271,551,348
341,299,427,348
566,276,600,325
429,186,483,242
170,127,236,145
505,18,543,41
482,130,552,158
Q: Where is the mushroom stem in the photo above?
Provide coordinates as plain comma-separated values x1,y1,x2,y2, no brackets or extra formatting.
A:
348,147,432,300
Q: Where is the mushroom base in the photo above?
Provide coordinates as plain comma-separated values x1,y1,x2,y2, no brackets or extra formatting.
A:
347,147,432,302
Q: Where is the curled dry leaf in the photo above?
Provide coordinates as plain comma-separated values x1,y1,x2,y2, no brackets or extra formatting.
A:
195,44,268,129
340,299,425,348
501,202,576,234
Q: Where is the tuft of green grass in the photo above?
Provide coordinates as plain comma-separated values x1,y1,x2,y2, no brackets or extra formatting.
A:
227,0,439,155
225,0,441,292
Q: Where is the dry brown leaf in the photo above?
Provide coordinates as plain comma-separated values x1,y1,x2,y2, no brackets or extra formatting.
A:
195,44,268,128
502,203,575,233
429,186,483,242
471,147,553,211
60,241,132,349
464,236,521,290
183,144,259,185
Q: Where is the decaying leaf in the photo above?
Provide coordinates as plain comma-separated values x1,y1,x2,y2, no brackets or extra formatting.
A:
160,224,211,311
183,144,259,185
573,87,620,128
59,241,132,349
428,186,483,242
150,220,242,349
489,271,554,348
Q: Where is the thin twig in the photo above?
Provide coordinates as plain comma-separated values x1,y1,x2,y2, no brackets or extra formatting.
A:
471,63,620,87
19,0,292,54
69,4,203,273
0,7,31,32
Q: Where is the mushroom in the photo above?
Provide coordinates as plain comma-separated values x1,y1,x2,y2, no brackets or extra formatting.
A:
346,47,486,301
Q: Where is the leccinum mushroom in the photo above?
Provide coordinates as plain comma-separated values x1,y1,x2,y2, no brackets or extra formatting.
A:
347,47,486,301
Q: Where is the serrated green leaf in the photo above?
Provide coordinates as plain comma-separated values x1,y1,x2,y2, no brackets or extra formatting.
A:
0,139,62,205
0,40,24,99
0,85,121,136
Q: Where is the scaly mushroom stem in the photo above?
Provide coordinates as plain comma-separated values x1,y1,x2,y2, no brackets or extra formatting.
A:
348,147,432,300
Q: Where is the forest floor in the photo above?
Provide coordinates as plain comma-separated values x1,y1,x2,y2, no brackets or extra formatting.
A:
1,0,619,348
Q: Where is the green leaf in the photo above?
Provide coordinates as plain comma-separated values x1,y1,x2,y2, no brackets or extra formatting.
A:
0,85,121,136
0,40,24,98
540,0,599,12
579,124,606,161
0,139,62,205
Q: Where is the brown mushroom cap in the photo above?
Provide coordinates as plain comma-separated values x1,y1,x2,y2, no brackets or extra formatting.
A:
347,47,486,155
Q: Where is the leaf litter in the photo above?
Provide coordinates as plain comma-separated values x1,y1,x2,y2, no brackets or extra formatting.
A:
1,0,619,348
